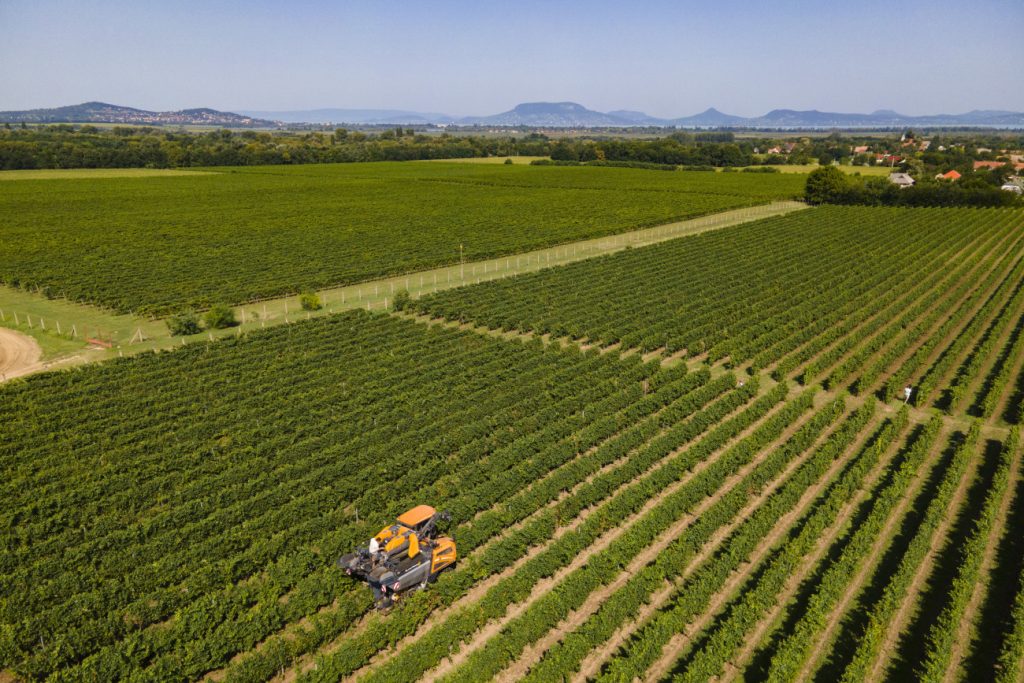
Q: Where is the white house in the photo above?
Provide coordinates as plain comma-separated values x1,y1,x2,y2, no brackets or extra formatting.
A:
889,172,915,188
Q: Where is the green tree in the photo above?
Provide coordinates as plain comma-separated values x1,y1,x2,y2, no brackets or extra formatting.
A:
392,289,412,311
805,165,850,204
299,291,322,311
166,311,201,336
203,304,237,329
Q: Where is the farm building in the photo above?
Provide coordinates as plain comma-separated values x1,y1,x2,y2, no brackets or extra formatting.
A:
888,172,915,187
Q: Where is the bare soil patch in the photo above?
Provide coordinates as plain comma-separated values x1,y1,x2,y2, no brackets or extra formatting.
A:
0,327,42,379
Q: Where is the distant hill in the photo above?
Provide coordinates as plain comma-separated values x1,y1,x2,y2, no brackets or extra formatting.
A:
671,107,748,127
456,103,1024,129
239,108,454,125
0,102,275,127
458,102,636,127
3,101,1022,129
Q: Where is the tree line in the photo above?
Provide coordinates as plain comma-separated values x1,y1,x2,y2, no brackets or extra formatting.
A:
805,165,1021,208
0,126,552,170
0,126,785,170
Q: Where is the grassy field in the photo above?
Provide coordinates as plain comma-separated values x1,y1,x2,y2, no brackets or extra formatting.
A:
0,162,804,314
737,163,893,176
0,168,216,180
418,155,548,164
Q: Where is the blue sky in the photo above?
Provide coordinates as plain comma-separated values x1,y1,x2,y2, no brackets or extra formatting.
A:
1,0,1022,116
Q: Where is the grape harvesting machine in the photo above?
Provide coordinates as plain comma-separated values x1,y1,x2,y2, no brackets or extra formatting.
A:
338,505,457,609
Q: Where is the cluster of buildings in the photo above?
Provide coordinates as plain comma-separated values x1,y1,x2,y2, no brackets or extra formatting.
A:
887,169,1023,194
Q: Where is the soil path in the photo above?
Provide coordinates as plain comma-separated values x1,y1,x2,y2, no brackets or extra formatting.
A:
638,410,861,682
796,423,950,681
411,394,816,683
0,327,42,380
942,443,1022,683
866,434,982,681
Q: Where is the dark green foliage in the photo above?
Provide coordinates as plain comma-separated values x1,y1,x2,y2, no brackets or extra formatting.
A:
299,292,321,311
805,166,850,205
0,311,669,679
392,289,411,311
805,166,1020,207
203,304,237,329
166,311,201,336
0,126,552,170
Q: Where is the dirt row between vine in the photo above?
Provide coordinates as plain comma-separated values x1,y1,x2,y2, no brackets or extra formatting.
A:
866,434,985,681
313,389,773,683
242,378,699,681
498,408,870,683
768,217,1018,396
900,247,1024,406
942,441,1023,683
760,212,1013,386
860,229,1024,393
639,410,877,682
992,324,1024,425
254,390,710,683
407,394,826,683
796,421,952,680
570,409,889,682
956,285,1024,417
720,415,906,682
265,384,775,683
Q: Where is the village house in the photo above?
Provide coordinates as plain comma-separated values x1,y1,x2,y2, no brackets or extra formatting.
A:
974,160,1024,171
888,172,915,188
874,153,903,166
937,170,962,181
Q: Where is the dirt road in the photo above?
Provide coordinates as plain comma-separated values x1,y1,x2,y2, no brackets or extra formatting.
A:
0,327,42,380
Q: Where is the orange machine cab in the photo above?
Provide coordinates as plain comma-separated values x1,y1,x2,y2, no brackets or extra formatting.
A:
431,537,457,573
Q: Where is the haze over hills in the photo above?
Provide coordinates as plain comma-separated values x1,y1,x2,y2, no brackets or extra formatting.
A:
2,101,1023,128
238,108,454,125
0,102,275,127
246,102,1024,128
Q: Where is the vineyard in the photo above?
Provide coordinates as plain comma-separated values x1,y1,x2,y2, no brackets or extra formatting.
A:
416,205,1024,423
1,202,1024,682
0,163,802,315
